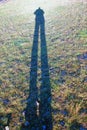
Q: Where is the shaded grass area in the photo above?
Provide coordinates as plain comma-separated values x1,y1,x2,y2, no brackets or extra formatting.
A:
0,2,87,130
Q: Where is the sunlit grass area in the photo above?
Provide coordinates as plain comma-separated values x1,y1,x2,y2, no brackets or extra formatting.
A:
0,0,87,130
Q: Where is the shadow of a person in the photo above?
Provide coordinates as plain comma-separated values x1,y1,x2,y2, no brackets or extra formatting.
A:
21,7,52,130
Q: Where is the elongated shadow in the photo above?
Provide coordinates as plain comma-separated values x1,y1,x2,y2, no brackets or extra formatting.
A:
21,8,52,130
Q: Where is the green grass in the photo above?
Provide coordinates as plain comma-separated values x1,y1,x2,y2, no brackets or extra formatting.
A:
78,30,87,38
0,1,87,130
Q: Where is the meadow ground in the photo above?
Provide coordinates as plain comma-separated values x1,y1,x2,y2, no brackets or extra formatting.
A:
0,0,87,130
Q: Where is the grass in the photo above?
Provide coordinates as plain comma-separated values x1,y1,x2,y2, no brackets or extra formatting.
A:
0,1,87,130
78,30,87,38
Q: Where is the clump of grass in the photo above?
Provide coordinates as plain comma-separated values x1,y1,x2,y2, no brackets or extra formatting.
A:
78,30,87,38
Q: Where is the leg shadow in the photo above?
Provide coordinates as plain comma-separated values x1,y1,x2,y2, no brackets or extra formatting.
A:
25,20,39,129
39,17,52,130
